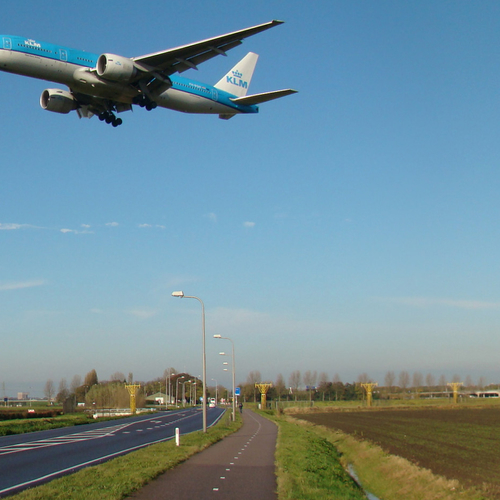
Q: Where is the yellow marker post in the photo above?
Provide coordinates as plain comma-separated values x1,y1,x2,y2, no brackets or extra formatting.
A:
255,383,272,409
125,384,141,414
447,382,463,404
361,382,378,407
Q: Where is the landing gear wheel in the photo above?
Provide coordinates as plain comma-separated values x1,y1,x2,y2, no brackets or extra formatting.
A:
135,94,157,111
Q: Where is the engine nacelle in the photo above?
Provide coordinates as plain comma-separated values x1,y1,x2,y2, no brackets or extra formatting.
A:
96,54,138,82
40,89,77,114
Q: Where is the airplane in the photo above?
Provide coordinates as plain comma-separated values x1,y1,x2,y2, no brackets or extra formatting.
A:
0,20,297,127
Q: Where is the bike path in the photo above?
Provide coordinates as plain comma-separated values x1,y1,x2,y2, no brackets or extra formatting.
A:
127,409,278,500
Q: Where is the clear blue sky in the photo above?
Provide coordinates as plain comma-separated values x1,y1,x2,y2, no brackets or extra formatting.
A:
2,1,500,396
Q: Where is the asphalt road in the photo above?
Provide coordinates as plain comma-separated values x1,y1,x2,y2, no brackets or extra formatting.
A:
0,407,225,497
127,409,278,500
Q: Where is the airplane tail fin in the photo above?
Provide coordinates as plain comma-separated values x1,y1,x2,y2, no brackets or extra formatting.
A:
214,52,259,97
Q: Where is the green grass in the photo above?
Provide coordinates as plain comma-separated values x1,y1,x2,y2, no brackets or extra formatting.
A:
10,410,241,500
325,426,487,500
259,411,366,500
295,407,500,496
289,409,495,500
0,414,90,436
0,413,130,436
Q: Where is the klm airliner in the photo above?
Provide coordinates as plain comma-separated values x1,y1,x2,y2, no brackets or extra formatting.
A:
0,20,297,126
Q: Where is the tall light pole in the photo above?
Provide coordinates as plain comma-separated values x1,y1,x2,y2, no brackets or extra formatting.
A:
172,291,207,433
175,375,184,407
182,379,190,407
166,369,172,410
214,334,236,421
211,378,218,405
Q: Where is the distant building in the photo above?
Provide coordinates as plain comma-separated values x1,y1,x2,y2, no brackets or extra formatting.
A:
17,392,29,400
145,392,175,405
470,390,500,398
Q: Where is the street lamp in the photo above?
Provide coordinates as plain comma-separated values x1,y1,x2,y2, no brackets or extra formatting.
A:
214,334,236,421
175,376,185,407
182,379,191,407
211,378,218,405
172,291,207,433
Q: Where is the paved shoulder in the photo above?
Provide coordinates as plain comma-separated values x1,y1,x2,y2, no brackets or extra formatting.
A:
127,410,277,500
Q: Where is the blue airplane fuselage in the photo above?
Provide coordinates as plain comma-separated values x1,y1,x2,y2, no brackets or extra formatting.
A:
0,35,258,116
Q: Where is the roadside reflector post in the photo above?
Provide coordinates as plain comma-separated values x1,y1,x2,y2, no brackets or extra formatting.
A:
175,427,180,446
361,382,378,407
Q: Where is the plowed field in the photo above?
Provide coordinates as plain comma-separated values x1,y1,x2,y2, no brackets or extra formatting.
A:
296,407,500,495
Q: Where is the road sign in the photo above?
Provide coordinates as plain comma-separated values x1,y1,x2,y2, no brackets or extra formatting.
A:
235,387,241,396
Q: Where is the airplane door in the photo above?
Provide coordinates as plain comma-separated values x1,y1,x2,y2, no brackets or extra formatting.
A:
212,88,218,102
59,49,68,61
3,38,12,50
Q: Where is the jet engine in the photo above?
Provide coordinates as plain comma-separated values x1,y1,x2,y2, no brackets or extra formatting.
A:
40,89,77,114
96,54,138,82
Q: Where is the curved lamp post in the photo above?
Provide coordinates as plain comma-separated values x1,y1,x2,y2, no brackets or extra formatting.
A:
172,291,207,433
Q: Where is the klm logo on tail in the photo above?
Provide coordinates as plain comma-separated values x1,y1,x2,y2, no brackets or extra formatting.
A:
226,69,248,89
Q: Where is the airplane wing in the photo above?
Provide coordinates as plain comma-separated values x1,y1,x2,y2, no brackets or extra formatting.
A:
132,20,284,75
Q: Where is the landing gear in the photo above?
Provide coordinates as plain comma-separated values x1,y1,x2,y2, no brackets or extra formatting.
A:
98,111,123,127
133,94,157,111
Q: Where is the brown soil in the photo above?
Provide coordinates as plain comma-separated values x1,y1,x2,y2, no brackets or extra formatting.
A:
295,407,500,496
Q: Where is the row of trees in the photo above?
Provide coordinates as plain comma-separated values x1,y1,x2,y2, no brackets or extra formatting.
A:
381,371,488,391
237,370,496,403
43,368,496,408
44,369,208,410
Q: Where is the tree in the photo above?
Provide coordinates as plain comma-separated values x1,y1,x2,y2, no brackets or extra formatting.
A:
44,379,55,402
288,370,301,401
384,371,395,391
425,373,435,388
303,370,317,390
398,371,410,391
274,373,286,401
332,374,343,401
86,381,142,409
438,375,447,389
70,374,81,393
303,370,317,402
412,372,423,389
56,378,70,403
464,375,474,388
84,369,98,387
246,371,261,402
318,372,329,401
163,367,177,378
110,372,126,382
357,373,371,384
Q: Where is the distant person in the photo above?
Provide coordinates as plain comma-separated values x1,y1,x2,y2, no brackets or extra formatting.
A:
239,402,243,413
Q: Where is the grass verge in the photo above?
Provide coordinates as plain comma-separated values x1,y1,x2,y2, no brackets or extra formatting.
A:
0,414,109,436
11,410,241,500
259,410,366,500
287,416,488,500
